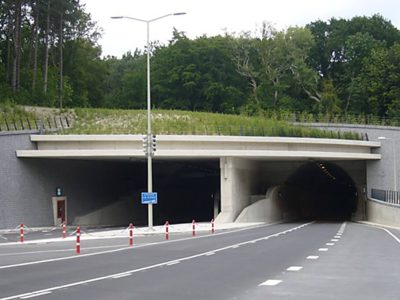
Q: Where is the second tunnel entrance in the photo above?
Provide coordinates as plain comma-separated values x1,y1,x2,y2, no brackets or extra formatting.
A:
279,162,358,221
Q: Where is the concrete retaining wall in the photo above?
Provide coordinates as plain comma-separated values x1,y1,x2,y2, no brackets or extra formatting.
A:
0,132,140,228
235,186,283,223
367,198,400,227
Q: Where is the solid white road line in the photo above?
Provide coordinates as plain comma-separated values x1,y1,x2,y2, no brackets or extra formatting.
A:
0,224,274,269
19,291,52,299
0,222,313,300
306,256,319,260
259,280,282,286
286,266,303,271
383,228,400,245
111,273,132,279
0,244,129,257
166,261,180,266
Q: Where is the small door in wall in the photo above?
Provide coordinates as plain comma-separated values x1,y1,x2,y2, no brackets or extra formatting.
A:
52,197,67,225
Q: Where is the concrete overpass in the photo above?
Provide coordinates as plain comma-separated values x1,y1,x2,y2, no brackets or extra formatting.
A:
14,134,381,226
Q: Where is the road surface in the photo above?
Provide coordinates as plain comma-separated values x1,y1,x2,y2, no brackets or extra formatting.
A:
0,221,399,299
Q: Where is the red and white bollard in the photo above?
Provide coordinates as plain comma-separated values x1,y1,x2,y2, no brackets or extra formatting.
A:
20,223,24,243
165,221,169,240
129,223,133,246
62,223,66,239
192,220,196,237
76,226,81,254
211,219,215,234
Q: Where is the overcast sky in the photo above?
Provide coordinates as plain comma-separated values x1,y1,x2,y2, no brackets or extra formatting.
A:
80,0,400,58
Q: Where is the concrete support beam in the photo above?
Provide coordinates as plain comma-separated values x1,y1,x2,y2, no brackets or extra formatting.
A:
216,157,260,222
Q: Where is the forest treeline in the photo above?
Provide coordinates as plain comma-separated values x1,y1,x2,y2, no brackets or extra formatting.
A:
1,0,400,118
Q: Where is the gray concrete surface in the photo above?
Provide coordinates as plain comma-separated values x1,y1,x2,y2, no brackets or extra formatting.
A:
0,222,399,299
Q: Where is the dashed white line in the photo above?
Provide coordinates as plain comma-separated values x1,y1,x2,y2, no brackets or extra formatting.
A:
331,239,339,242
326,243,335,246
259,279,282,286
318,248,328,252
306,255,319,260
334,236,341,239
286,266,303,271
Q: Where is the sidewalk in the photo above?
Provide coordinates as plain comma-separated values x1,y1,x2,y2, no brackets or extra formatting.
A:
0,222,265,246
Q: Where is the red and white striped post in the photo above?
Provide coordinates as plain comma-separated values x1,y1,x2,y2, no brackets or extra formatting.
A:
129,223,133,246
62,223,66,239
165,221,169,240
19,223,24,243
192,220,196,237
211,219,215,234
76,226,81,254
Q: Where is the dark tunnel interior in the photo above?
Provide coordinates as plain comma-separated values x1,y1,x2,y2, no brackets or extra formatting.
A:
152,160,220,225
122,160,221,226
280,162,357,221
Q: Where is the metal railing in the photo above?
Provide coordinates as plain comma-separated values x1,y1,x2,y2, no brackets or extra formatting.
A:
0,113,70,133
371,188,400,206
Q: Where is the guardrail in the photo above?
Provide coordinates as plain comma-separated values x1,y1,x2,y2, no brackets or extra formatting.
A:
371,188,400,206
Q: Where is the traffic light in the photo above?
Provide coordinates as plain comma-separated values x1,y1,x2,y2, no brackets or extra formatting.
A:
151,134,156,154
142,134,149,154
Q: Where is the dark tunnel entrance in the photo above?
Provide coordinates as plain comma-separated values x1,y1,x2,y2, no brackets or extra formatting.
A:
115,159,220,227
152,160,220,225
280,162,357,221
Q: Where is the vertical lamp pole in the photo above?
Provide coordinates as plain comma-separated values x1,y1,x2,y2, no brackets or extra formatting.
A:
378,136,397,191
111,12,186,229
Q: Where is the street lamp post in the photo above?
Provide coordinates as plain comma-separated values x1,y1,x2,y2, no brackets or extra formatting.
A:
378,136,397,191
111,12,186,230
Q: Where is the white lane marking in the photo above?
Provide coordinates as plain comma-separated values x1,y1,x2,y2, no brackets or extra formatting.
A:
205,252,215,256
0,223,275,270
166,261,180,266
19,291,52,299
318,248,328,252
111,273,132,279
0,244,129,257
231,245,239,249
306,256,319,260
334,235,341,239
0,222,313,300
286,266,302,271
259,280,282,286
331,239,339,242
0,223,269,247
326,243,335,246
383,228,400,245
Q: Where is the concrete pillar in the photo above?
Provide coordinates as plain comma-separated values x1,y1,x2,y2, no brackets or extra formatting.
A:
216,157,260,223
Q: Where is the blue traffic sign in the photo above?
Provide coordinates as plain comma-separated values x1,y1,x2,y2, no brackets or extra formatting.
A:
141,192,158,204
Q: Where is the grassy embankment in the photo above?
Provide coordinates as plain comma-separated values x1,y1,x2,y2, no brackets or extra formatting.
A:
66,108,361,139
0,105,361,139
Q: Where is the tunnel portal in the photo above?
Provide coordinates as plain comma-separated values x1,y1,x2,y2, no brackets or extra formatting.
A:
280,162,357,221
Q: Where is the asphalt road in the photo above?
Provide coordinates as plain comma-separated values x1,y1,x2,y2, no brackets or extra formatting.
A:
0,222,399,300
